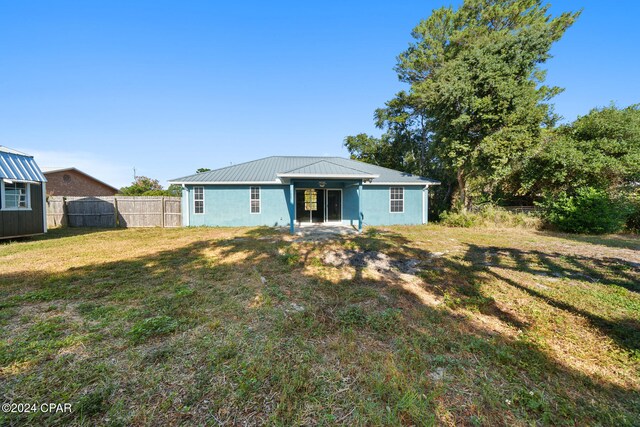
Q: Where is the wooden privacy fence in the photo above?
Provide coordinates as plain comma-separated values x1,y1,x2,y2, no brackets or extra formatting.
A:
46,196,182,228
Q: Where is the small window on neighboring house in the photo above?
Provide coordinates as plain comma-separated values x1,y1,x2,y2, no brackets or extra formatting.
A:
250,186,260,213
194,186,204,214
63,174,71,183
3,182,29,209
390,187,404,213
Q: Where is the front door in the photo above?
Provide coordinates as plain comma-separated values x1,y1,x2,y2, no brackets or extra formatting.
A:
296,189,342,223
296,189,325,223
326,190,342,222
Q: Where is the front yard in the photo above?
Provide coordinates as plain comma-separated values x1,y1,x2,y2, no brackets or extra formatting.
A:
0,225,638,425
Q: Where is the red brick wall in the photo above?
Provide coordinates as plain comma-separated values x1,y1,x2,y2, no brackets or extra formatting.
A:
44,170,118,197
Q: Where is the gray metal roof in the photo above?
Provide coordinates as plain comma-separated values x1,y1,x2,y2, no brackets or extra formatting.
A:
0,146,47,182
278,160,378,178
170,156,439,185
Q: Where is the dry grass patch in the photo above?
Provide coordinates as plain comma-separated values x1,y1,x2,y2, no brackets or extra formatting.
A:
0,225,638,426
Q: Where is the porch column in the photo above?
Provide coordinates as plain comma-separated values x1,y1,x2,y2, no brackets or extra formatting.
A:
289,182,295,234
358,180,363,232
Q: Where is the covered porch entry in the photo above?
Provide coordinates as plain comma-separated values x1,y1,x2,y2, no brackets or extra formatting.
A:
277,159,380,234
295,188,342,223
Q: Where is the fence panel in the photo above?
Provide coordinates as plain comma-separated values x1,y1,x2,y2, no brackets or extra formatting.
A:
65,197,117,227
164,197,182,227
46,196,182,228
117,197,162,227
46,196,67,228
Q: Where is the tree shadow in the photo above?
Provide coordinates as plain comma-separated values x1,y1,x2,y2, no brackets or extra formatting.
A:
534,230,640,251
1,227,638,425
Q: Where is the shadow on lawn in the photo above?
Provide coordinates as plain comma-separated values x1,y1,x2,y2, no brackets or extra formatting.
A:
534,230,640,251
1,226,638,425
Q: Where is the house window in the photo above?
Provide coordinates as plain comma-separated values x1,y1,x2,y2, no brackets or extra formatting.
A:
194,186,204,214
250,186,260,214
3,182,29,209
390,187,404,213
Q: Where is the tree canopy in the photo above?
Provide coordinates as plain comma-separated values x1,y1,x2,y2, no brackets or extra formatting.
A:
345,0,580,209
120,176,180,197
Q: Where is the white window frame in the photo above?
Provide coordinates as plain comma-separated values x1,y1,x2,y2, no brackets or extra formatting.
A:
193,186,204,214
389,186,404,213
1,181,31,211
250,186,261,214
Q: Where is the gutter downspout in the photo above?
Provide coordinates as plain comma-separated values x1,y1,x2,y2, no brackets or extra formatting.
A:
422,185,429,224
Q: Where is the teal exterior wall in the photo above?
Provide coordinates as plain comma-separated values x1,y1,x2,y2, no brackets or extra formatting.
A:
183,183,429,227
185,185,291,227
361,186,425,226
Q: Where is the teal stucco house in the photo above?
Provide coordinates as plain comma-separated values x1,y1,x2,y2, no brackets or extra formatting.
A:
169,156,439,233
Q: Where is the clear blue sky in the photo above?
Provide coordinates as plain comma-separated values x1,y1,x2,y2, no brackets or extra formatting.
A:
1,1,638,187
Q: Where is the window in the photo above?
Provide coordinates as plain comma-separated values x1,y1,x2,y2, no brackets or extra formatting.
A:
390,187,404,213
3,182,29,210
194,186,204,214
250,186,261,214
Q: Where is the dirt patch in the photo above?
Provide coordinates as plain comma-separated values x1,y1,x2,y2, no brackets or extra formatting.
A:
322,250,421,274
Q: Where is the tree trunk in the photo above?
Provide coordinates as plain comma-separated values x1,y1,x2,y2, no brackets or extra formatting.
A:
457,170,469,211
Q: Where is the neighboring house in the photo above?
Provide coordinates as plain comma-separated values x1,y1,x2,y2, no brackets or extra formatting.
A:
0,146,47,239
42,167,119,196
169,156,439,233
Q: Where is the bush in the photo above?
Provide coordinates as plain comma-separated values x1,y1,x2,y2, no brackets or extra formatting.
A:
626,192,640,233
539,187,632,234
440,205,540,229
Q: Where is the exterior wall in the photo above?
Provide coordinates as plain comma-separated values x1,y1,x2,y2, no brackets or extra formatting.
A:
361,185,425,226
44,170,117,197
182,182,428,227
0,183,45,238
185,185,292,227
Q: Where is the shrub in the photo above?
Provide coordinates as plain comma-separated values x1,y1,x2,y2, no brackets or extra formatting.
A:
539,187,632,234
440,205,540,229
626,192,640,233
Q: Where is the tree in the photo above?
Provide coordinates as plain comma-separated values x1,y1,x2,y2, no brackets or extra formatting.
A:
345,0,579,209
520,104,640,195
120,176,168,196
196,168,211,173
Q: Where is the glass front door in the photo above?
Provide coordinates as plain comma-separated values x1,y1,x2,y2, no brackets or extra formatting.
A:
296,189,340,223
326,190,341,222
296,189,325,223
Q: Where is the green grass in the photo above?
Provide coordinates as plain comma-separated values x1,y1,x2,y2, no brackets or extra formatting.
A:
0,225,638,425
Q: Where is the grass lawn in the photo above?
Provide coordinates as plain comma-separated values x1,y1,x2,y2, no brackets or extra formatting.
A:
1,225,639,426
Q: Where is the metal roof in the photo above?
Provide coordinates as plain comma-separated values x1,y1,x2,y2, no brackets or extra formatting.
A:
170,156,439,186
0,146,47,182
277,160,378,179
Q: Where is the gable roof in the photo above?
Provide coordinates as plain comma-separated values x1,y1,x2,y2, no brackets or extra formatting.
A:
0,146,47,183
41,167,119,192
169,156,439,186
278,160,378,179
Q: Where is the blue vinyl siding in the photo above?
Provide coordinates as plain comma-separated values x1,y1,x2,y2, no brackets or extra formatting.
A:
183,183,428,227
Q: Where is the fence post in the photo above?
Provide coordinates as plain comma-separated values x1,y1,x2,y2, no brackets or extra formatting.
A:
114,197,119,228
161,196,165,228
62,196,68,228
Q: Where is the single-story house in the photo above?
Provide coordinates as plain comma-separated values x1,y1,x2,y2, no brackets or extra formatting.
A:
0,146,47,239
42,167,119,197
169,156,439,233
